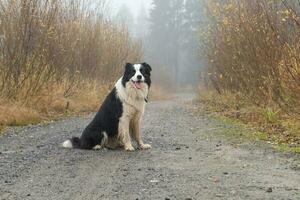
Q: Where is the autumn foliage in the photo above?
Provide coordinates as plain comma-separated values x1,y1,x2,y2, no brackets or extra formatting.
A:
0,0,142,127
200,0,300,114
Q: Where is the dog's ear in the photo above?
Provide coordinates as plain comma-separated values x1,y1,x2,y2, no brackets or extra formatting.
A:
142,62,152,72
125,63,132,70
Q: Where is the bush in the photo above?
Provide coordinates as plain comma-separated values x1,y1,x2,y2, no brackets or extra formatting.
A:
199,0,300,114
0,0,142,101
0,0,142,127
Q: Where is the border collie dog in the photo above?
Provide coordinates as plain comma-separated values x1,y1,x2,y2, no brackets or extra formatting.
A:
62,62,152,151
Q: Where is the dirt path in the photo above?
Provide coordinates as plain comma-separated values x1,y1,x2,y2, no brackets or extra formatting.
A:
0,94,299,200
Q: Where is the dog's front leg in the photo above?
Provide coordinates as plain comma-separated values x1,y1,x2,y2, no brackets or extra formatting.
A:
132,116,151,150
119,117,134,151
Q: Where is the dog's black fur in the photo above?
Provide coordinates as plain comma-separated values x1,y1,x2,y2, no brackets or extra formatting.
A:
70,88,123,149
63,62,151,150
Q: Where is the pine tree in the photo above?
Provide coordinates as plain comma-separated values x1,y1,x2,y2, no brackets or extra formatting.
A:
181,0,204,84
116,4,135,36
135,2,149,40
147,0,185,84
146,0,205,86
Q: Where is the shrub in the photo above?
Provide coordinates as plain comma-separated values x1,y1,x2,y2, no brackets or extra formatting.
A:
199,0,300,114
0,0,142,128
0,0,142,102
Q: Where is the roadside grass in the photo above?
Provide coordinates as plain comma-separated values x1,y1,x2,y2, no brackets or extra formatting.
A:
209,115,269,143
0,83,109,133
197,87,300,153
261,107,280,124
276,145,300,154
0,103,40,127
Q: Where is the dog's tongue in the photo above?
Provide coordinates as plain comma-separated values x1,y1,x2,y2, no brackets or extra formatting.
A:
134,81,143,89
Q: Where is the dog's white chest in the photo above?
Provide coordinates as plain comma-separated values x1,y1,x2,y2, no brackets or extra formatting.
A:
115,78,148,113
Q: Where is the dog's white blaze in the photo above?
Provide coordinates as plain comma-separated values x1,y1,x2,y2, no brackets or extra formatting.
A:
132,64,145,82
62,140,73,148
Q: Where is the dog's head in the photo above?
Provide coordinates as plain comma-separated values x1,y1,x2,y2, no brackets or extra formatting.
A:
122,62,152,89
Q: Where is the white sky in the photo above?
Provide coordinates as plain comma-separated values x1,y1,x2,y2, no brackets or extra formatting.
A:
109,0,153,18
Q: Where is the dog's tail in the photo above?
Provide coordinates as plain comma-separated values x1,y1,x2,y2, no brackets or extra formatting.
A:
62,132,108,149
62,137,81,149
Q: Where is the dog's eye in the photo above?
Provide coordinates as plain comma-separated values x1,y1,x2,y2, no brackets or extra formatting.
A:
132,70,136,74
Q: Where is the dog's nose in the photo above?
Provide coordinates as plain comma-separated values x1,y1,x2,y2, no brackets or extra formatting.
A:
137,75,142,80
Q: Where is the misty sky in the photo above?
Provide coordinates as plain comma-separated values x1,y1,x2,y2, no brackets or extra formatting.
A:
109,0,153,17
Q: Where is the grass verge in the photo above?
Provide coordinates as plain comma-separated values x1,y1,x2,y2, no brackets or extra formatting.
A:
197,87,300,153
0,83,110,133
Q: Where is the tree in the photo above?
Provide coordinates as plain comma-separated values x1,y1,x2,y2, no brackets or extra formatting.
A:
115,4,135,35
180,0,204,84
146,0,202,86
147,0,185,85
135,2,149,41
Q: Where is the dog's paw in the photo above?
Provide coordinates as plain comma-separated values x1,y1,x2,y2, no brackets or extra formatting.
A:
93,145,102,150
140,143,152,150
125,145,135,151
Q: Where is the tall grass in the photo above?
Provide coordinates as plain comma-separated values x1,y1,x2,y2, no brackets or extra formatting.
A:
0,0,142,127
200,0,300,114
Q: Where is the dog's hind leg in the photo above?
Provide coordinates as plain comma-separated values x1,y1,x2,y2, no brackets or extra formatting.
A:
93,132,108,150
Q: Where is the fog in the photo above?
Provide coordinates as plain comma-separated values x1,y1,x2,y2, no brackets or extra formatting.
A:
110,0,153,17
109,0,203,89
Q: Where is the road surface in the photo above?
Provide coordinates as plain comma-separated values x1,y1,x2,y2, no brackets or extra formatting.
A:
0,94,299,200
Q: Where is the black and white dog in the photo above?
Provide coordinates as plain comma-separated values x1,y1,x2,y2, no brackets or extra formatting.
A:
62,62,152,151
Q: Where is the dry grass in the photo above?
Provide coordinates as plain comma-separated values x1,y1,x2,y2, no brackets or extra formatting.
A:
0,102,40,127
32,80,110,116
198,87,300,147
0,81,110,130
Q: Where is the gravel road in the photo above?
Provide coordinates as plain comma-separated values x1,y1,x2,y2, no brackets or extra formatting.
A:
0,94,299,200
